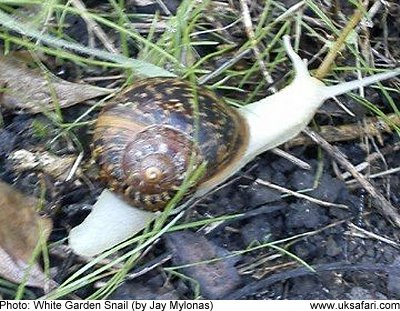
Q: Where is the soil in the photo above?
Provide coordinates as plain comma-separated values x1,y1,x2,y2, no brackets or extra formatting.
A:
0,0,400,300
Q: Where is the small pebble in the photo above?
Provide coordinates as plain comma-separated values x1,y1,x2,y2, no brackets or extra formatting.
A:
310,174,345,202
241,217,272,245
286,201,328,230
164,231,240,299
289,170,314,190
325,236,342,257
246,182,280,207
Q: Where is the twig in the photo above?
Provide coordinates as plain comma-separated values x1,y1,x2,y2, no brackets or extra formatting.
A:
224,262,400,299
302,127,400,227
126,253,172,280
255,178,349,209
331,96,356,117
275,1,305,23
366,142,400,162
314,10,364,79
65,152,83,182
191,19,242,37
155,0,172,15
346,222,400,248
271,148,311,170
198,49,251,85
341,162,369,180
346,166,400,185
198,0,305,85
70,0,119,54
239,0,276,93
286,113,400,147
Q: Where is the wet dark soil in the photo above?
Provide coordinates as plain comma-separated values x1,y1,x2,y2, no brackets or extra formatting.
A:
1,0,400,300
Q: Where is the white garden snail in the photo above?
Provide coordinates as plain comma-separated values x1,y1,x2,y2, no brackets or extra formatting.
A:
69,36,400,257
91,77,248,212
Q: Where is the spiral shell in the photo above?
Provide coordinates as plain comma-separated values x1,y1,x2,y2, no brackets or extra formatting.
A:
93,78,249,211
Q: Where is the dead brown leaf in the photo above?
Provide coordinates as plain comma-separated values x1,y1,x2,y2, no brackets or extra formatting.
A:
9,149,78,181
0,182,52,288
0,54,113,113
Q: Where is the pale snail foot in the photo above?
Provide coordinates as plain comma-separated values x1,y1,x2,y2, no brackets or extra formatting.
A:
69,190,156,257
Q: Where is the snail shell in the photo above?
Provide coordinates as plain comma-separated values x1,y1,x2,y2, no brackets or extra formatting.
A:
93,78,249,211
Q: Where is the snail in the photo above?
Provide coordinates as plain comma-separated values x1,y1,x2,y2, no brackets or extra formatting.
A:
69,36,400,257
91,77,249,212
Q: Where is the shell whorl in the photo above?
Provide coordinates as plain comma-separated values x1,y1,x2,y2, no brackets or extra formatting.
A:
93,78,249,211
121,125,201,211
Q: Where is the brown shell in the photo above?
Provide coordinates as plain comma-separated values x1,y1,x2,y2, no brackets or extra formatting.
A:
93,77,248,211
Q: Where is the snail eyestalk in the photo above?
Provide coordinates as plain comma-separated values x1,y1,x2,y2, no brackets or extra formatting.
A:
282,35,310,79
68,36,400,257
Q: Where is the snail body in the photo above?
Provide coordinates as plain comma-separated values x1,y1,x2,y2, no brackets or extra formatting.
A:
69,36,400,257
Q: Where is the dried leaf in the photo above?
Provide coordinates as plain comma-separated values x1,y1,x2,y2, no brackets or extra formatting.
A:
9,149,78,180
0,54,113,113
0,182,52,288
